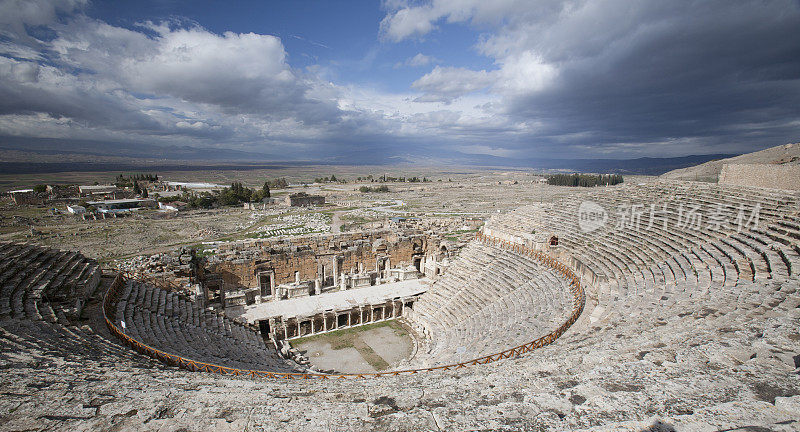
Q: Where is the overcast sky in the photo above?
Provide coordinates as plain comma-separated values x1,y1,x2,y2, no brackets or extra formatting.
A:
0,0,798,162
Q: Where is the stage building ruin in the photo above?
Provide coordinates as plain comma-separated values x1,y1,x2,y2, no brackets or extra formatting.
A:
197,230,456,340
237,279,427,341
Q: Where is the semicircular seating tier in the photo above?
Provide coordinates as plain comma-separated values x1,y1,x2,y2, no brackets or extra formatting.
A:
114,280,299,372
405,241,575,367
0,242,150,366
480,180,800,330
0,242,298,375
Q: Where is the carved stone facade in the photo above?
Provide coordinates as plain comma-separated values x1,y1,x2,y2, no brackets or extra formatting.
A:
201,231,445,307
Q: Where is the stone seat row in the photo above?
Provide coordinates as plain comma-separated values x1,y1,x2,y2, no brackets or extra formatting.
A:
547,280,799,384
485,182,799,327
506,192,785,284
0,243,160,376
428,271,571,363
409,242,574,367
0,243,101,323
116,280,298,372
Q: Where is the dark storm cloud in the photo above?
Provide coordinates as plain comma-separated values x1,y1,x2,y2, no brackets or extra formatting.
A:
390,0,800,157
0,0,798,161
503,0,800,155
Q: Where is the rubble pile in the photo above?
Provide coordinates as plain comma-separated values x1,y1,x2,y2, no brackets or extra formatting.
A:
114,247,197,291
251,212,331,238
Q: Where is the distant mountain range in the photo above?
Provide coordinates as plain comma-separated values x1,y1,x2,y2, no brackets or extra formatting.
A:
0,136,277,162
385,153,738,175
0,135,736,176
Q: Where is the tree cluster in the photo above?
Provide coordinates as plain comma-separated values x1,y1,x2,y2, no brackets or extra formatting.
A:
114,173,158,188
361,174,431,183
359,185,390,193
546,173,624,187
314,175,345,183
184,192,217,209
266,178,288,189
179,180,276,209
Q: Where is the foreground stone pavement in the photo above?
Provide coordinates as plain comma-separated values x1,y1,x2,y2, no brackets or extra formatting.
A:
2,276,798,431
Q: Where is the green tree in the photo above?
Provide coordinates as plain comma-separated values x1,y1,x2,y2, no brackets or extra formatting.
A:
546,173,623,187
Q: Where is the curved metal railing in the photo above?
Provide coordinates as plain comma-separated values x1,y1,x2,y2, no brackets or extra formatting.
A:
102,232,585,379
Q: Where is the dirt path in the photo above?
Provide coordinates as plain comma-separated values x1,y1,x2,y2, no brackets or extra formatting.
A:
330,211,344,233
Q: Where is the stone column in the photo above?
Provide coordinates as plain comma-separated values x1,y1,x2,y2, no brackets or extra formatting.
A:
282,318,288,340
311,316,315,334
314,278,321,295
295,271,300,284
270,271,275,296
333,255,339,287
323,313,328,332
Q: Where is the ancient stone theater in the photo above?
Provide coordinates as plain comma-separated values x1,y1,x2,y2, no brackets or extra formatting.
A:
1,179,799,430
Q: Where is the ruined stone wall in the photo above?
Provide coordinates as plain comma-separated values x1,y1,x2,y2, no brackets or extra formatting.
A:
46,184,80,198
207,231,430,291
718,163,800,191
286,194,325,206
10,192,44,205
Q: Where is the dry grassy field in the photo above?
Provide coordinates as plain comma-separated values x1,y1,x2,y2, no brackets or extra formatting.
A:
0,165,652,263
